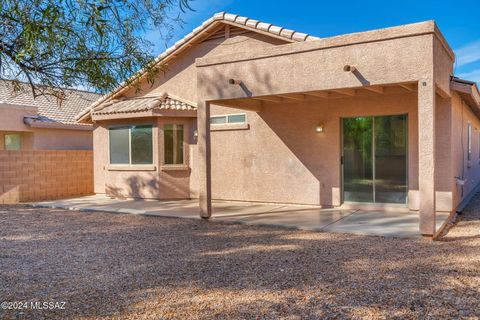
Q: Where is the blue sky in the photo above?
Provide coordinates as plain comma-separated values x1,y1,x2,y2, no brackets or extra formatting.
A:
146,0,480,84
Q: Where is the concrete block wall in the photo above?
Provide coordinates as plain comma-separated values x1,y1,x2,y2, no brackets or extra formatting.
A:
0,150,93,204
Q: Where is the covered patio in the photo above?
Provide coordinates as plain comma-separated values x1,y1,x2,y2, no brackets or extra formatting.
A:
195,21,455,237
33,195,450,238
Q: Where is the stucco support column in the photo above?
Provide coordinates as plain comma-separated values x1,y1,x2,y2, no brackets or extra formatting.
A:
198,100,212,218
418,79,436,236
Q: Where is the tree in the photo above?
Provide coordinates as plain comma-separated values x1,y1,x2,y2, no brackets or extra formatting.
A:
0,0,193,99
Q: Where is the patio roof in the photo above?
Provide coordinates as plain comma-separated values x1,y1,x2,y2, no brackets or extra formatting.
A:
211,82,419,111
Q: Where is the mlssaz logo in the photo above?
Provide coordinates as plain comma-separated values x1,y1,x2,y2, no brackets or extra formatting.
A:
30,301,67,310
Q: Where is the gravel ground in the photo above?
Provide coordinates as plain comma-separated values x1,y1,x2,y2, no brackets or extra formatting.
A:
0,199,479,320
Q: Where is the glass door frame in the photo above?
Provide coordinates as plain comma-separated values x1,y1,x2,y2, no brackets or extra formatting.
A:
340,114,409,206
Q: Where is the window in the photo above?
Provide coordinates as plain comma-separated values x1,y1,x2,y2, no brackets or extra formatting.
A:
131,126,153,164
4,134,21,150
210,116,227,125
164,124,184,165
467,123,472,161
109,125,153,165
210,113,246,125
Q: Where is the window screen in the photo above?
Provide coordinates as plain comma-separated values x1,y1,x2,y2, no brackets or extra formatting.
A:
131,125,153,164
227,114,246,123
109,127,130,164
109,125,153,165
210,116,227,124
164,124,184,165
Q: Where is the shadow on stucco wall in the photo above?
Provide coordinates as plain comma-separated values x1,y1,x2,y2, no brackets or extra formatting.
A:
106,175,160,200
105,173,190,200
257,103,331,206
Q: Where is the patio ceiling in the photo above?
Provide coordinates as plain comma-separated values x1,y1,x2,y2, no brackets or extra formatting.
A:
211,82,418,111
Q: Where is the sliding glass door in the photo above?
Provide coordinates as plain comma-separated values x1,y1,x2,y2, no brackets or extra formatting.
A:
342,115,407,204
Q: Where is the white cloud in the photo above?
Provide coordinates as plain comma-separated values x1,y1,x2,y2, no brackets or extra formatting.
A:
455,40,480,66
458,68,480,84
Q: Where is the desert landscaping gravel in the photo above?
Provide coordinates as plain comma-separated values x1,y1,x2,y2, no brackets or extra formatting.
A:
0,197,479,319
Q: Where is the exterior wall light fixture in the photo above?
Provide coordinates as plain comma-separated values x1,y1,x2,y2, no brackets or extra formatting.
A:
228,79,243,85
315,123,325,133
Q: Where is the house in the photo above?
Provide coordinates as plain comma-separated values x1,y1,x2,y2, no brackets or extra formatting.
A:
77,13,480,236
0,80,100,150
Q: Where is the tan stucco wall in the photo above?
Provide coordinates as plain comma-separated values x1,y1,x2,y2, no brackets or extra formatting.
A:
0,128,92,150
450,93,480,210
92,31,288,199
31,128,92,150
196,34,435,101
122,32,288,102
0,104,36,132
203,92,418,207
434,94,453,211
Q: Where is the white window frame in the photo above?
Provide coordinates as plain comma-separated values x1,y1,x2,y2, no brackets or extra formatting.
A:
210,113,247,125
108,125,154,166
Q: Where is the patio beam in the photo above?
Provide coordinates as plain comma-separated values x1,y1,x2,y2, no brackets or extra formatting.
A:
363,85,384,94
198,101,212,219
331,88,356,96
418,79,436,236
253,96,284,103
214,99,263,112
399,83,416,92
277,93,306,101
305,91,330,99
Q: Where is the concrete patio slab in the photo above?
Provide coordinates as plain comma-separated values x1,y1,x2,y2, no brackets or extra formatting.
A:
321,210,450,237
217,207,357,231
31,195,452,238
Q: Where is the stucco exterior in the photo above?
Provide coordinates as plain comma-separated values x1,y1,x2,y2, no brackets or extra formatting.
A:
91,29,289,199
81,14,480,236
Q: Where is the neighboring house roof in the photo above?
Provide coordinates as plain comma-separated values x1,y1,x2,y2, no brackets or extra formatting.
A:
0,80,100,128
92,93,196,116
451,77,480,114
77,12,318,122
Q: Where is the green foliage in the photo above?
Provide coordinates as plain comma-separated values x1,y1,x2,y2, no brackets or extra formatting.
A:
0,0,193,98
